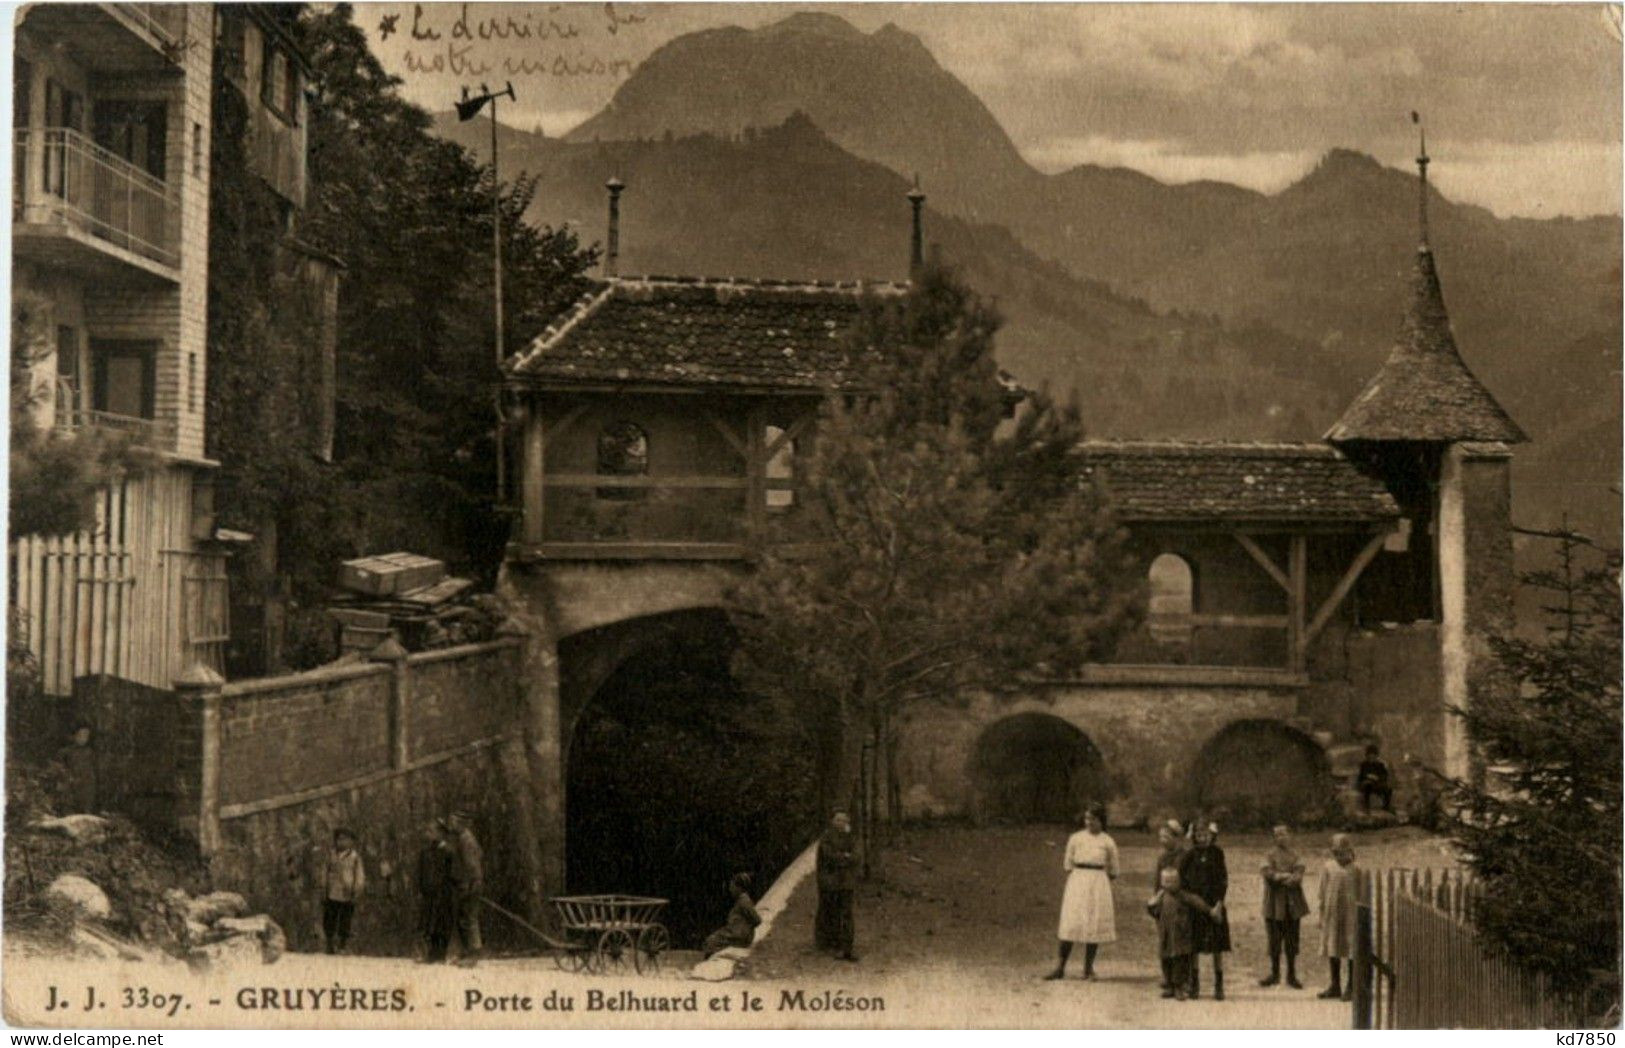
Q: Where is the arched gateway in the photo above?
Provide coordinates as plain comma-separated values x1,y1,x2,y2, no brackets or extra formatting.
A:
497,172,1523,892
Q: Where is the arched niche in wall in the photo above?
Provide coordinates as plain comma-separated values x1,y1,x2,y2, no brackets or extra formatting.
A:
1147,551,1196,647
596,420,648,501
764,425,794,509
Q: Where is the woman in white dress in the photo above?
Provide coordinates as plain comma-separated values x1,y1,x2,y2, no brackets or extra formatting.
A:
1045,804,1120,980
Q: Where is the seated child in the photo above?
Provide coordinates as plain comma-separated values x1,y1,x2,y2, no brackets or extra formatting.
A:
1147,866,1223,1001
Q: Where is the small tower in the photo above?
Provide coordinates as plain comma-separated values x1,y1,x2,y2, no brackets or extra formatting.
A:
1325,117,1526,781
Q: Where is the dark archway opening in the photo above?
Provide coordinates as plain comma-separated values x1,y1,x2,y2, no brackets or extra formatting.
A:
564,610,819,948
1193,719,1335,828
971,713,1106,824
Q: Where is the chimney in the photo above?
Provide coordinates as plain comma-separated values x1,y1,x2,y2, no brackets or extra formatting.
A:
604,177,625,278
907,175,925,274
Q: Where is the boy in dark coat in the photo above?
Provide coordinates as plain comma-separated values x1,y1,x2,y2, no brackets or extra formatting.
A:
55,724,97,814
815,811,858,961
416,821,454,963
1177,821,1231,1000
1147,866,1222,1001
1260,823,1311,988
1357,744,1393,813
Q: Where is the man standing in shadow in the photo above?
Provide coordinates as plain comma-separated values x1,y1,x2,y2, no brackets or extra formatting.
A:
815,810,858,962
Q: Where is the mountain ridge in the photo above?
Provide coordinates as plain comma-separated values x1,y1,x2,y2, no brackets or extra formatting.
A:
431,9,1621,539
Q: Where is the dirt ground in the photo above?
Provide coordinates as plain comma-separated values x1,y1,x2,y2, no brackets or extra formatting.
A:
745,822,1461,1028
2,824,1462,1030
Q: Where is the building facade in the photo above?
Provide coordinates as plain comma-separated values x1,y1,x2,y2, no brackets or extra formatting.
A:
10,4,326,695
502,153,1522,869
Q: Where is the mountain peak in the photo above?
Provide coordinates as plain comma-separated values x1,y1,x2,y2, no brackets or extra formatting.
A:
1319,148,1385,172
754,12,864,39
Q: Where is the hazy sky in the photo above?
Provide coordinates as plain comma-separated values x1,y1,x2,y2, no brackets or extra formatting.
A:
359,3,1623,218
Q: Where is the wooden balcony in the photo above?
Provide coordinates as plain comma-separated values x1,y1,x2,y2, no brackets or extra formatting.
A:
54,379,175,450
21,5,188,75
13,128,181,281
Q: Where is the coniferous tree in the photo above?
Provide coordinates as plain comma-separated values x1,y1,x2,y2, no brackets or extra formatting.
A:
1441,526,1621,1013
729,264,1144,857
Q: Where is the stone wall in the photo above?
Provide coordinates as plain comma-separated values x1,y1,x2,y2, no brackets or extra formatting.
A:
895,681,1302,827
1300,617,1443,796
212,737,535,955
218,667,393,808
114,639,539,956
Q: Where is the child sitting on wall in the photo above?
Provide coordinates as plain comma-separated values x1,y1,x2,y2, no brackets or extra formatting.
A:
1147,866,1223,1000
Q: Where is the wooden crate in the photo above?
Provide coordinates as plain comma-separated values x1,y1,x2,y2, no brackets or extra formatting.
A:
339,552,445,596
329,607,391,630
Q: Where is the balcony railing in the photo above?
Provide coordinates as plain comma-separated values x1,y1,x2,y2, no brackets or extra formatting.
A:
14,128,180,269
54,378,175,449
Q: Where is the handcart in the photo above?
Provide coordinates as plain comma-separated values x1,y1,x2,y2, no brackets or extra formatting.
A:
547,894,670,974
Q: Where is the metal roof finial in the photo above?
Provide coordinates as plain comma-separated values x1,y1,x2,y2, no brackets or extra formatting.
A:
1412,111,1431,250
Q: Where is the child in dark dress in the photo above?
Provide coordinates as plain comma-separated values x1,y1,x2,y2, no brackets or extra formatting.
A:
1147,866,1222,1000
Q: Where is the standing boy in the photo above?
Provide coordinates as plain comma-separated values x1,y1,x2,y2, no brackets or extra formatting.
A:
320,828,366,954
1259,823,1310,988
1147,866,1222,1001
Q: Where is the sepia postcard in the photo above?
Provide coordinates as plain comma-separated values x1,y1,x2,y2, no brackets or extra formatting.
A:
3,1,1621,1032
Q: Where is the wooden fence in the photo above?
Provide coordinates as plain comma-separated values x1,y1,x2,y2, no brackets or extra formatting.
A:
1353,867,1583,1029
9,472,227,697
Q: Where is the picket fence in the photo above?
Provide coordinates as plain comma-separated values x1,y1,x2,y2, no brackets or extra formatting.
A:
8,473,227,697
1354,867,1585,1029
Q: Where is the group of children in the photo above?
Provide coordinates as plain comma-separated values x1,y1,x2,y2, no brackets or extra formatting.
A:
1146,821,1360,1002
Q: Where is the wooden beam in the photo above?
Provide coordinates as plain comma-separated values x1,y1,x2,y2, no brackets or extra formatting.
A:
765,411,815,458
545,473,748,489
1234,532,1291,592
703,409,747,457
530,541,750,562
1042,663,1310,688
1305,530,1390,644
521,401,545,545
1184,613,1291,629
544,403,587,446
1287,534,1307,674
746,403,767,542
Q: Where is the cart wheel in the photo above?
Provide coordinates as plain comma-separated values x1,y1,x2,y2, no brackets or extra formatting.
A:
597,928,636,975
636,924,670,973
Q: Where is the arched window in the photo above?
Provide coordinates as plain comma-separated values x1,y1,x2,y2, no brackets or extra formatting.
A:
764,425,794,509
597,421,648,501
1147,552,1195,645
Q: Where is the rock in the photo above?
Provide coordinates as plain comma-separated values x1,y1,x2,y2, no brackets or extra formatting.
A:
187,891,249,925
215,914,286,964
45,874,111,920
713,946,751,961
690,956,736,981
72,924,147,962
71,926,124,961
30,814,111,843
186,933,265,973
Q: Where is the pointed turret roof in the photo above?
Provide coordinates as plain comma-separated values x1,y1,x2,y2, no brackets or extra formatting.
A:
1326,124,1526,445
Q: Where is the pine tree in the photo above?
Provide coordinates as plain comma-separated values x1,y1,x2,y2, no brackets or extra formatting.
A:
728,264,1143,863
1441,525,1621,1011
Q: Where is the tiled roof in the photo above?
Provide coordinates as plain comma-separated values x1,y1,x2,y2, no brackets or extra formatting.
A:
1076,440,1400,523
1326,248,1527,444
505,276,907,390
